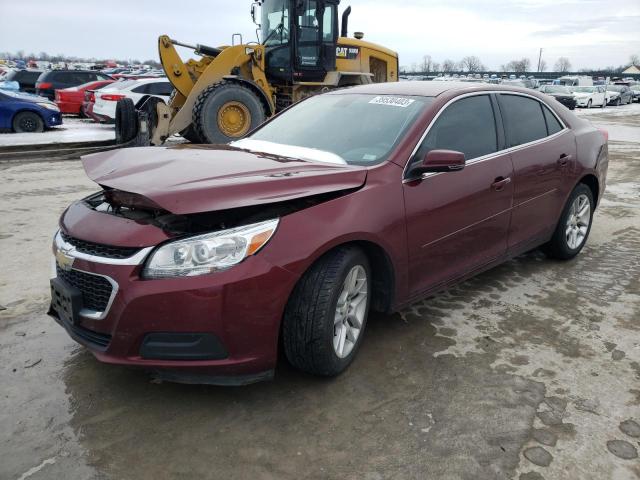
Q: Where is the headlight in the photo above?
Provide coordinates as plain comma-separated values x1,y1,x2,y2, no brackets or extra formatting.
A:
37,102,59,111
143,219,279,279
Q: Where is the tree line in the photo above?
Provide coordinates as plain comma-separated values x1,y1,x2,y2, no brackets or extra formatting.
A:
0,50,161,68
402,54,640,75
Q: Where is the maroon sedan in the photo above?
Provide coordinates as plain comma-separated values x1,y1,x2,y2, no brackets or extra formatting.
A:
54,80,115,115
49,82,608,385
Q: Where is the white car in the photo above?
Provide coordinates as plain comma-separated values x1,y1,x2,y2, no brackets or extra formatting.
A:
572,86,606,108
93,78,172,120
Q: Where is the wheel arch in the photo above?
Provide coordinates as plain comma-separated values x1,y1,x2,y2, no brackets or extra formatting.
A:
578,173,600,207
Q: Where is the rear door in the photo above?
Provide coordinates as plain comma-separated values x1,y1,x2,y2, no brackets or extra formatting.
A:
403,94,514,296
496,93,575,251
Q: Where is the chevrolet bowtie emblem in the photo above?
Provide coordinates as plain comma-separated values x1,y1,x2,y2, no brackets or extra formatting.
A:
55,245,75,271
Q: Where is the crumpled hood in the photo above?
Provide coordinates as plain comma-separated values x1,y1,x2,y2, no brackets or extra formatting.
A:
82,144,367,214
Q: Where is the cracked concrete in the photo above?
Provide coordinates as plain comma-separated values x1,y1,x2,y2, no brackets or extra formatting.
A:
1,105,639,479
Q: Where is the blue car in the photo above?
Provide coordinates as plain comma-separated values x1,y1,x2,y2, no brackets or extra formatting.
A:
0,89,62,133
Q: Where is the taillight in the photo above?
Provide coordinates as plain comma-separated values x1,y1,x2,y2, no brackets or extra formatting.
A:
101,94,125,101
90,93,95,102
598,128,609,142
37,82,53,89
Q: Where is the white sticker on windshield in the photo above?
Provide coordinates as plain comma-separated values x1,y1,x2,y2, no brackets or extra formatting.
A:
369,96,415,108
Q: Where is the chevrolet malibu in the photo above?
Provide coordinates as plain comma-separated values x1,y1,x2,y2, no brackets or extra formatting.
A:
49,82,608,385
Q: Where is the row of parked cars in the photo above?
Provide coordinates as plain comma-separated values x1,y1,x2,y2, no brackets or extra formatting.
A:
0,68,172,133
538,84,637,110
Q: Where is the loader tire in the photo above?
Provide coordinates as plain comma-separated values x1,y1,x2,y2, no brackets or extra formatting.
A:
115,98,137,144
180,125,202,143
192,81,266,144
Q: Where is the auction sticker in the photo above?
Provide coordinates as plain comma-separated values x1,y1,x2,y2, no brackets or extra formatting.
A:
369,96,415,107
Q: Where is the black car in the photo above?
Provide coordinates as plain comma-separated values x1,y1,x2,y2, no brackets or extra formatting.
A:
606,85,633,106
35,70,113,100
4,69,43,94
538,85,577,110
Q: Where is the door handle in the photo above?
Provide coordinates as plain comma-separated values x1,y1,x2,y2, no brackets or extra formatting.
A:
558,154,571,166
491,176,511,191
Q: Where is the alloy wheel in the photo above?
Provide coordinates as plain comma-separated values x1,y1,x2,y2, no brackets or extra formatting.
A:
565,194,591,250
333,265,368,358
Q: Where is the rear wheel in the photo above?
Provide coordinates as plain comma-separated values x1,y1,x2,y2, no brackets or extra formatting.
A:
12,111,44,133
282,246,371,376
115,98,137,143
192,81,266,144
543,184,594,260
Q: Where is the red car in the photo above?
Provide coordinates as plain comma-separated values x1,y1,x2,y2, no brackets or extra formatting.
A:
54,80,115,115
49,82,608,385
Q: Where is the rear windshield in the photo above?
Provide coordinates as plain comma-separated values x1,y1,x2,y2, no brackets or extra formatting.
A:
248,93,430,165
7,70,41,82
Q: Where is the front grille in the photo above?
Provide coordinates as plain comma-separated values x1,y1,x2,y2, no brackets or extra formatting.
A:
61,231,141,259
56,266,113,312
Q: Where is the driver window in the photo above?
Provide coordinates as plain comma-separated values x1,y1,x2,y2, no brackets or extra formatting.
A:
322,5,335,42
298,0,319,42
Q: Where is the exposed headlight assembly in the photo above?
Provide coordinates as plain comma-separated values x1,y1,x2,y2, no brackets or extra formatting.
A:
143,219,279,279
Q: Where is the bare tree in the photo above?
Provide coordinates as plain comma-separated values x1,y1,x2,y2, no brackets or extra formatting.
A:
503,58,531,72
539,59,547,72
442,59,457,72
630,54,640,66
555,57,572,72
432,62,441,72
460,55,485,73
419,55,434,73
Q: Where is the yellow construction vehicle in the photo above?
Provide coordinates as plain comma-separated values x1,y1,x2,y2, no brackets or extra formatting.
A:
118,0,398,146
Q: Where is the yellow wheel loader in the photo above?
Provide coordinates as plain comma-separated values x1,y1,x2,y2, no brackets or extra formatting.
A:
117,0,398,146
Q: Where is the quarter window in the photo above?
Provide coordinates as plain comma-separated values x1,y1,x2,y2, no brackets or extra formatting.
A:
415,95,498,162
499,94,547,147
542,104,563,136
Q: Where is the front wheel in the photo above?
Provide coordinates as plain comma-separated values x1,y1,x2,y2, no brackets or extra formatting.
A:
282,246,371,376
543,184,594,260
587,99,592,108
13,111,44,133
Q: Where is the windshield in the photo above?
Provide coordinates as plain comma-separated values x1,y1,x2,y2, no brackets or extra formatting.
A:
261,0,290,46
573,87,596,93
545,86,571,94
246,93,430,165
607,85,623,92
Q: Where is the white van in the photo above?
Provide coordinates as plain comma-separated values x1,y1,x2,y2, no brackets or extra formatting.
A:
554,76,593,87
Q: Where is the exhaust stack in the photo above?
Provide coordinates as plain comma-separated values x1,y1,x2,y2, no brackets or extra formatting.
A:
341,6,351,37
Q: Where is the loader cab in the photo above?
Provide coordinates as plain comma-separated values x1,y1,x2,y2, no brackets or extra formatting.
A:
259,0,339,83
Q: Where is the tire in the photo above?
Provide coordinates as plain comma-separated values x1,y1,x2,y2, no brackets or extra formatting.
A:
543,184,594,260
115,98,137,143
192,81,266,144
12,111,44,133
586,99,592,109
282,246,371,377
615,98,621,106
180,125,202,143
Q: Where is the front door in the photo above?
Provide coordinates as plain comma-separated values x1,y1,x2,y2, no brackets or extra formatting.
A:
403,94,514,297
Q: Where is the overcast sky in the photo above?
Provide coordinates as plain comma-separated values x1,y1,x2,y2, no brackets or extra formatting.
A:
1,0,638,70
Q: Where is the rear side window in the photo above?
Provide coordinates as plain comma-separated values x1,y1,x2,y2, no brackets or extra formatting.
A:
148,82,173,96
541,104,563,136
499,94,547,147
415,94,498,162
132,84,149,94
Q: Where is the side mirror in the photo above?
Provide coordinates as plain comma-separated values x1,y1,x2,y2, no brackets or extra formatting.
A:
412,149,466,176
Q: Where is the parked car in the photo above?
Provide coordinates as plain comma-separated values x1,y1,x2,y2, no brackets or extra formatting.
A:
35,70,113,100
49,82,608,385
572,86,606,108
538,85,577,109
606,85,634,106
0,89,62,133
92,78,172,121
54,79,116,115
3,69,43,94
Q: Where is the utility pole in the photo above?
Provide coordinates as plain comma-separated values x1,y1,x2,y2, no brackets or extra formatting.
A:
537,48,543,72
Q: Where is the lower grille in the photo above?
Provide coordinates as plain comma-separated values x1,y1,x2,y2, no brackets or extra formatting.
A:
56,266,113,312
69,322,112,348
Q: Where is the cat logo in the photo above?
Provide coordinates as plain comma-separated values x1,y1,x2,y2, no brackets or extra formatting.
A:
55,245,75,271
336,46,360,60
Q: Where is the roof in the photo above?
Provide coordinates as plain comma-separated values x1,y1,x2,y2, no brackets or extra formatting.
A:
334,81,533,98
